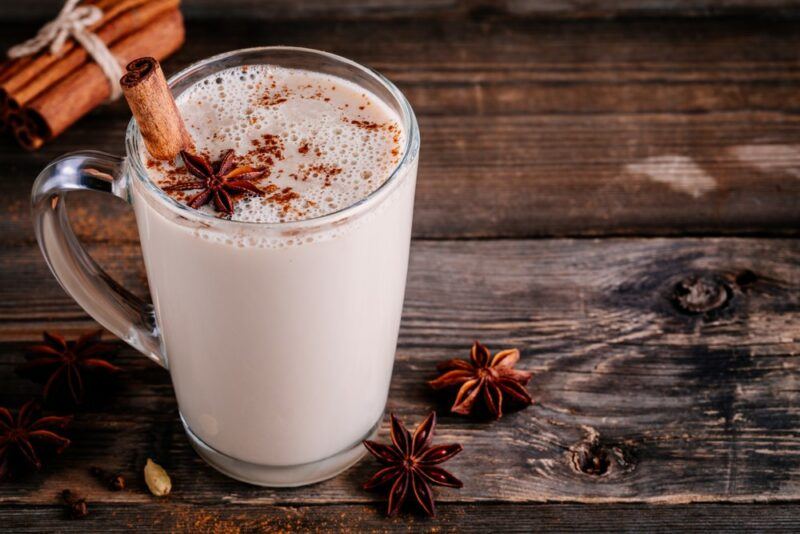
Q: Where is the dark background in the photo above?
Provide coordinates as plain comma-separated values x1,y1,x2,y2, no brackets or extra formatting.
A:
7,0,800,19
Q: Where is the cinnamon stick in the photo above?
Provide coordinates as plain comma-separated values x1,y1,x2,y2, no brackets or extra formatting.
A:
0,58,32,130
3,0,178,107
16,9,184,150
13,115,45,151
1,1,112,90
0,58,32,86
120,56,192,160
3,109,21,137
0,95,9,132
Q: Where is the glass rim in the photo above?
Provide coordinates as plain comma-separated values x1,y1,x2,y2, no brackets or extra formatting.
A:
125,46,419,231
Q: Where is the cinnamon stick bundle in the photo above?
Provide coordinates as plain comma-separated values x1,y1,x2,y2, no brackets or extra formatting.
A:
13,9,185,150
1,0,178,135
1,0,106,131
4,0,179,108
0,0,158,91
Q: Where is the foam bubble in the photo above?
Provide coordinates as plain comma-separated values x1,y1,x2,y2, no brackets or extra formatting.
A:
142,65,405,225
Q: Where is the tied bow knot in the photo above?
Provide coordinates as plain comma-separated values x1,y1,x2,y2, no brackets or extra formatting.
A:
7,0,123,100
8,0,102,58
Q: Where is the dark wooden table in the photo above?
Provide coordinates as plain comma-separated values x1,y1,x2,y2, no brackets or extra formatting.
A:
1,2,800,531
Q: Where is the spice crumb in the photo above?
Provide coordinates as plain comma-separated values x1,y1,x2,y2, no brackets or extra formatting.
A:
62,489,89,519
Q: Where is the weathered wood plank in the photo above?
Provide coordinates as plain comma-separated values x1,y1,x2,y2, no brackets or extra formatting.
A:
5,112,800,242
2,503,800,532
0,237,797,505
2,18,800,240
4,0,800,21
1,7,798,531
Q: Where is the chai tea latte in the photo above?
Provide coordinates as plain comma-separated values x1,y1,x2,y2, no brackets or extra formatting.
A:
142,64,405,225
129,63,416,480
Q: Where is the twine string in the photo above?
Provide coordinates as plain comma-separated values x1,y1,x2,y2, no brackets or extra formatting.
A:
7,0,123,100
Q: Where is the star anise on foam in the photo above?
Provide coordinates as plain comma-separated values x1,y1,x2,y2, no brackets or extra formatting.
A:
363,412,462,517
429,341,533,419
163,150,267,215
16,330,120,405
0,400,71,480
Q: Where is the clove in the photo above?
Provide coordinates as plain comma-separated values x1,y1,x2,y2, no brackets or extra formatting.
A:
89,466,126,491
61,489,89,519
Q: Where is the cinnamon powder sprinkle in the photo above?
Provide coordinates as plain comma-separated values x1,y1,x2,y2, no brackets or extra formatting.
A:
290,163,342,187
266,187,301,215
249,133,285,165
261,84,289,106
297,142,322,157
350,119,383,131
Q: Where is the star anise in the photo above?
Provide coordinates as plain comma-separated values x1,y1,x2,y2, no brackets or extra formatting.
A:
0,400,71,479
164,150,267,214
363,412,462,517
429,341,533,419
17,330,120,405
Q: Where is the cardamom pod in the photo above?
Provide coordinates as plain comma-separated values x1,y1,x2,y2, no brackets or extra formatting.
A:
144,458,171,497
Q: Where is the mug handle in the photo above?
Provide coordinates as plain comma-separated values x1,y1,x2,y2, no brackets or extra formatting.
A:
30,151,166,368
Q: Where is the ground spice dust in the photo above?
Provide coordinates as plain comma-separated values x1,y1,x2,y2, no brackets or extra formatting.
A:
297,142,323,157
148,132,309,219
251,133,285,164
252,182,305,219
350,119,382,131
290,163,343,187
146,77,404,220
266,187,301,215
162,505,366,532
309,89,331,102
261,79,347,108
261,80,289,107
349,119,402,164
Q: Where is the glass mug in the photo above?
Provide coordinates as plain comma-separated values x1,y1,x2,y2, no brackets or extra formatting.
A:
31,47,420,486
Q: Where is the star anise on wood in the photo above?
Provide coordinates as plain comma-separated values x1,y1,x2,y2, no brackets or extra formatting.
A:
164,150,267,214
16,330,120,405
0,400,71,479
429,341,533,419
362,412,462,517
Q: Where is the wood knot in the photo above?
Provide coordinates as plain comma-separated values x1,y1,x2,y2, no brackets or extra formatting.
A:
569,428,637,478
734,269,758,290
672,275,731,314
573,440,610,475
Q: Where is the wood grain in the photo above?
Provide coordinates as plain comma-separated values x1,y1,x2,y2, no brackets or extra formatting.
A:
0,238,797,509
4,0,800,21
2,6,800,530
2,503,800,532
2,17,800,239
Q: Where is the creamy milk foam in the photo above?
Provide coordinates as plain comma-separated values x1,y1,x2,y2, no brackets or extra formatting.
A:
130,64,417,474
142,64,404,227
